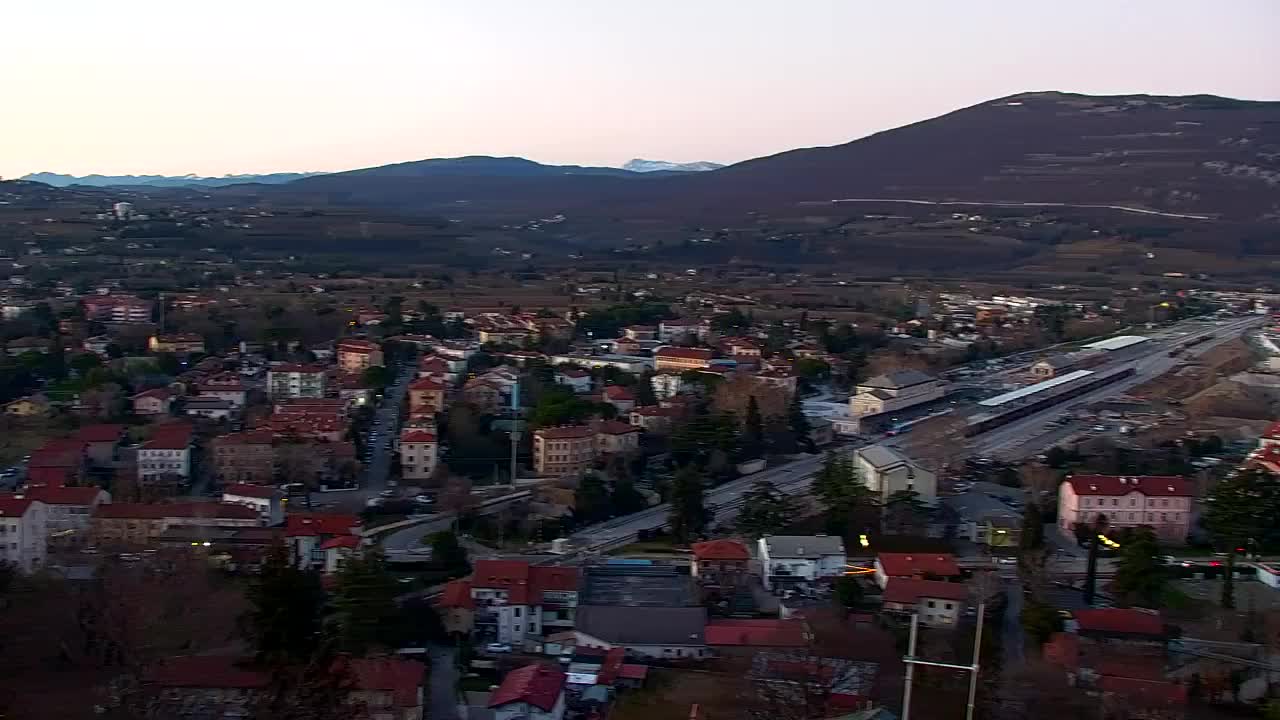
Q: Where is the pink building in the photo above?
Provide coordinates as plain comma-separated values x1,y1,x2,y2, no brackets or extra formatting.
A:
1058,475,1194,543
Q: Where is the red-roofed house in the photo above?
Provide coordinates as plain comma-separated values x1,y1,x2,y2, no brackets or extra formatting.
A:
691,539,751,587
629,405,682,434
595,420,641,455
438,579,476,637
654,346,714,372
139,424,194,482
1058,475,1194,542
467,560,581,649
1099,676,1187,718
555,367,592,394
22,485,109,548
1260,421,1280,450
132,387,174,416
221,484,284,526
213,430,276,484
882,578,969,627
488,664,567,720
706,619,809,649
0,495,48,572
74,424,125,466
398,429,439,481
407,376,446,416
147,655,425,720
28,438,87,486
285,512,362,571
874,552,962,588
337,338,384,373
602,385,636,413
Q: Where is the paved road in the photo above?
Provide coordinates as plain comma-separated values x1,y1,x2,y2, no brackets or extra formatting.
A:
427,646,460,720
1001,582,1025,667
312,365,414,513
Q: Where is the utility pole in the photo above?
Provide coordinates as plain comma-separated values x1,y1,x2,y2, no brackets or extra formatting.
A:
509,380,520,489
901,600,986,720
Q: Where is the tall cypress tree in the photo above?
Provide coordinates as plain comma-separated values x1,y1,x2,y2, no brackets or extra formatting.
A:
244,540,326,666
669,465,710,543
328,549,403,654
743,396,765,460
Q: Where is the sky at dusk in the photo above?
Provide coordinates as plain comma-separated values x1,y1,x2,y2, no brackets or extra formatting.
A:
3,0,1278,178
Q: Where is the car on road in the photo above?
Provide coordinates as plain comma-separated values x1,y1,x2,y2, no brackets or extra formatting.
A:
378,489,396,498
413,494,435,505
484,643,513,654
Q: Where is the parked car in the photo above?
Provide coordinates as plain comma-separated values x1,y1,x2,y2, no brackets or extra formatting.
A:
484,643,513,654
413,494,435,505
378,489,396,498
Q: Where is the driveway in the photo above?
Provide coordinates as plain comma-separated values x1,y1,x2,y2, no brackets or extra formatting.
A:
428,646,461,720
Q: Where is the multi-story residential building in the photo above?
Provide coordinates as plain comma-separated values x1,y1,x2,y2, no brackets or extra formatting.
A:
533,426,596,477
487,664,567,720
183,398,236,421
758,535,847,590
881,578,969,627
195,379,248,408
336,339,383,373
90,502,258,547
691,539,751,589
221,484,284,526
407,377,446,416
398,429,439,481
463,379,504,414
0,495,48,572
27,438,88,487
595,420,641,455
852,444,938,505
418,355,463,384
75,424,125,467
454,560,580,649
148,333,206,355
82,294,152,323
213,430,276,484
23,485,109,549
722,336,762,358
267,363,326,399
849,370,945,417
138,424,193,482
654,346,714,372
649,372,684,400
131,387,175,416
550,354,652,375
628,405,681,434
1057,475,1194,543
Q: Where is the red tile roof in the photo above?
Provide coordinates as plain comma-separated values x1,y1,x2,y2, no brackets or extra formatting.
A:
25,466,70,487
876,553,961,579
270,363,326,374
530,566,580,595
1098,676,1187,707
285,512,361,537
883,578,969,604
348,657,424,708
536,425,593,440
222,484,281,500
75,424,124,443
603,386,635,401
1064,475,1193,497
215,430,275,446
469,560,579,605
409,377,445,391
692,539,750,561
488,664,566,711
438,579,474,609
1072,608,1164,637
29,439,86,468
142,425,193,451
597,647,625,685
705,619,808,647
0,496,36,517
94,502,258,521
400,430,438,444
319,535,361,550
22,485,105,505
132,387,173,401
596,420,640,436
1043,632,1079,669
655,347,714,360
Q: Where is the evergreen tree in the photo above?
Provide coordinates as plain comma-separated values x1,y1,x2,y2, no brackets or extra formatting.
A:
1113,526,1166,608
611,478,648,515
883,489,929,534
669,465,711,543
1204,469,1280,609
328,549,403,654
1019,502,1046,551
429,530,471,577
1083,514,1108,606
736,480,797,538
786,393,813,452
253,640,362,720
244,540,326,666
812,451,874,538
574,472,612,524
835,576,863,609
742,396,765,460
634,372,658,407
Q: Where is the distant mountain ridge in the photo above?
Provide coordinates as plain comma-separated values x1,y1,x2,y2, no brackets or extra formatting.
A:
622,159,724,173
21,171,322,188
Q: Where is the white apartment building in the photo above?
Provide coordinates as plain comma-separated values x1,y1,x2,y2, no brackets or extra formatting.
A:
221,484,285,526
267,364,327,399
852,444,938,505
24,485,110,548
138,427,193,481
757,535,847,590
0,496,48,572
